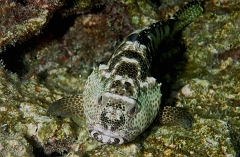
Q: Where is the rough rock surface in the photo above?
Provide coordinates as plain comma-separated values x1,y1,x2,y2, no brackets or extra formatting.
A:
0,0,239,156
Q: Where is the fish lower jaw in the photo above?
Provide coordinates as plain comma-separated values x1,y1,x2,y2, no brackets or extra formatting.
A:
88,126,127,145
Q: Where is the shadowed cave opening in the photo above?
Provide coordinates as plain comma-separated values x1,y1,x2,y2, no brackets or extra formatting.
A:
0,13,78,78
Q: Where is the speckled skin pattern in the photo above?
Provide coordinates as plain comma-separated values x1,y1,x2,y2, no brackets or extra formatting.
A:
48,1,203,145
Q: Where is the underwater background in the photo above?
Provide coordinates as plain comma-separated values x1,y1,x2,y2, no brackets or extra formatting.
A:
0,0,239,156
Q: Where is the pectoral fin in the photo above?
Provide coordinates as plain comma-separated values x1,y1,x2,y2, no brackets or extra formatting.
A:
159,106,193,128
47,95,85,126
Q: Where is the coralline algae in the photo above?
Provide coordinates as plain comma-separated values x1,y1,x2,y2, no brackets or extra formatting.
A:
0,0,239,156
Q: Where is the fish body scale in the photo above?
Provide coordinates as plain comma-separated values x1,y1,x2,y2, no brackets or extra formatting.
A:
48,1,203,145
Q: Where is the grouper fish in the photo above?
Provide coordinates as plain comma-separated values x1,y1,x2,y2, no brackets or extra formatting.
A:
48,0,203,145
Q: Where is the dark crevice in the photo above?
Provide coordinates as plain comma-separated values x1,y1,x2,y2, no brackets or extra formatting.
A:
32,148,67,157
151,32,188,107
14,0,28,6
25,135,69,157
0,13,78,78
148,0,162,7
228,124,240,157
0,46,28,76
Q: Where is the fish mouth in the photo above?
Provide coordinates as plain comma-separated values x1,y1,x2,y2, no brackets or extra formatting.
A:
89,129,127,145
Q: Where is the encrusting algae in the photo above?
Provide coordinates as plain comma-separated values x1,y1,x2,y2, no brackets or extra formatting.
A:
0,0,239,156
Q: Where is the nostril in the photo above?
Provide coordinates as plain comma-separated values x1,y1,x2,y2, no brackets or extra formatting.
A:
98,96,102,105
112,138,120,145
127,106,136,117
93,132,99,139
90,130,99,139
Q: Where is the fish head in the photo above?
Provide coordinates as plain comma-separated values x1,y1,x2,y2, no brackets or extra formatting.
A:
85,91,140,145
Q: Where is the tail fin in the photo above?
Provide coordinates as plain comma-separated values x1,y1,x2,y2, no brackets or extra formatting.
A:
171,0,203,37
132,0,203,57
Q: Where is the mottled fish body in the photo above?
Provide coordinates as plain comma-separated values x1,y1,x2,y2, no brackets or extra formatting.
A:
48,1,203,145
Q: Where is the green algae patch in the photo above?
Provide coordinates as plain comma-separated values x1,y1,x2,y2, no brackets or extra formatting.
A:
123,0,159,27
0,0,239,156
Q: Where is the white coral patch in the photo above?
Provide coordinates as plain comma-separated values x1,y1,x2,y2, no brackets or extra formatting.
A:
181,84,193,96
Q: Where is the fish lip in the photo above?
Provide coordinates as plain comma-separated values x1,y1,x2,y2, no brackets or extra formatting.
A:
86,122,129,144
88,129,127,145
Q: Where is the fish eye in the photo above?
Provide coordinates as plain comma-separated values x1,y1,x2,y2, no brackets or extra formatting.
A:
127,106,136,118
98,96,102,105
